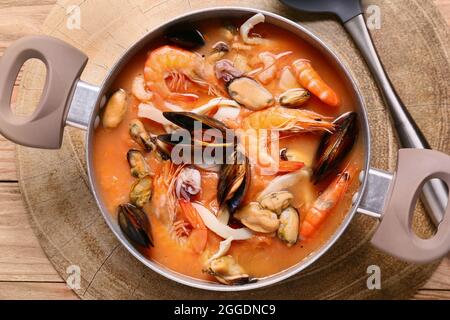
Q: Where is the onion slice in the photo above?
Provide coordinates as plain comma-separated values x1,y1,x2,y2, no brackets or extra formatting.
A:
207,237,234,264
138,103,172,125
191,203,253,240
257,169,310,201
191,97,240,115
240,13,267,45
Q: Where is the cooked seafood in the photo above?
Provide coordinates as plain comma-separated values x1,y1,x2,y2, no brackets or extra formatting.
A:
313,112,359,183
300,165,358,239
240,13,267,45
132,75,153,102
278,207,299,246
129,119,154,151
178,199,207,253
227,77,275,111
129,175,153,207
206,255,252,285
218,151,250,213
165,27,205,49
234,202,280,233
279,88,311,108
292,59,339,107
93,13,363,285
259,191,294,215
242,107,334,133
102,89,127,128
175,167,201,200
118,203,153,248
127,149,149,178
144,45,221,102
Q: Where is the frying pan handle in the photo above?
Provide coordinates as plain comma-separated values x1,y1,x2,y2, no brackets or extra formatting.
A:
345,15,448,226
370,149,450,263
0,36,88,149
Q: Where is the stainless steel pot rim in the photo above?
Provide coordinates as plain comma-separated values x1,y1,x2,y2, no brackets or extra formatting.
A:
85,6,371,292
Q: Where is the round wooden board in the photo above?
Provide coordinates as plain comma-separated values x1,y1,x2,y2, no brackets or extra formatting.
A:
15,0,449,299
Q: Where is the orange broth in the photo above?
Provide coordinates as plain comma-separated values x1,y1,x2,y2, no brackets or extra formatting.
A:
93,19,364,282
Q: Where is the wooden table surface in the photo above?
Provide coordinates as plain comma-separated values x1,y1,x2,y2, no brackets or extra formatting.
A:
0,0,449,300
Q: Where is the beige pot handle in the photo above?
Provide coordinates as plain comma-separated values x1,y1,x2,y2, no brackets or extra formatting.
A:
0,36,88,149
371,149,450,263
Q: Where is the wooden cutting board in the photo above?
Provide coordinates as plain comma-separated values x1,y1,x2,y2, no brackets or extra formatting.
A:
15,0,449,299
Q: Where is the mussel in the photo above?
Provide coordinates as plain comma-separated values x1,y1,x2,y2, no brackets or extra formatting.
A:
313,112,358,183
227,77,275,111
218,150,250,213
102,89,127,129
165,26,205,49
234,202,279,234
127,149,150,178
163,112,228,133
129,119,154,151
279,88,311,108
158,112,234,163
118,203,153,248
215,59,275,111
259,191,294,215
205,255,253,285
130,175,153,208
277,207,299,246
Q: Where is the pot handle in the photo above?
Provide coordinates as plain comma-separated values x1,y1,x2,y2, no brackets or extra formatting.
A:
0,35,88,149
371,149,450,263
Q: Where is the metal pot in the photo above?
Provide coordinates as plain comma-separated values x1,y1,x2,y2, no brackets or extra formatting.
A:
0,7,449,292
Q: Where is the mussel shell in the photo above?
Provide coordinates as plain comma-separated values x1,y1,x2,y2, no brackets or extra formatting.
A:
227,77,275,111
218,150,250,213
118,203,153,248
129,175,153,208
163,112,229,133
157,130,234,148
165,27,205,49
129,119,155,152
313,112,358,183
127,149,150,178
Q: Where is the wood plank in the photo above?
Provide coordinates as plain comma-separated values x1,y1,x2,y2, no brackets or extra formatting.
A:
414,290,450,300
0,282,77,300
0,183,61,282
421,257,450,290
0,136,17,181
0,1,55,53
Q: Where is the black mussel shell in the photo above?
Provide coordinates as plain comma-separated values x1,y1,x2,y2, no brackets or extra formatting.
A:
165,27,205,49
118,203,153,248
313,112,359,184
158,130,234,148
218,150,250,213
163,112,229,133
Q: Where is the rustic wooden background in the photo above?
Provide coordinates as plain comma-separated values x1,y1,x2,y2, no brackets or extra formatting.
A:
0,0,449,300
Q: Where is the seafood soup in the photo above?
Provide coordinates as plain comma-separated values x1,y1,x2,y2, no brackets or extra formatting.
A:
93,13,364,285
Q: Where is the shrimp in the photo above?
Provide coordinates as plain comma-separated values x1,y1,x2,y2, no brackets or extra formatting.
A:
151,160,178,225
292,59,339,107
144,45,222,102
242,106,335,133
178,199,208,254
299,165,358,239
